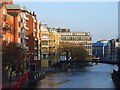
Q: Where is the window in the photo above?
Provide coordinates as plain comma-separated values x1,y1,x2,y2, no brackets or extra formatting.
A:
18,22,21,27
42,47,48,52
72,37,75,40
33,32,35,37
43,54,47,59
3,41,6,45
21,19,23,22
42,41,48,45
18,32,21,38
7,25,11,32
3,14,6,21
90,37,92,41
79,37,81,40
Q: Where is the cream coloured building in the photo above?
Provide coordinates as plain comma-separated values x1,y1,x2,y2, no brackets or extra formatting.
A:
40,26,61,68
40,24,50,67
48,28,60,65
56,29,92,56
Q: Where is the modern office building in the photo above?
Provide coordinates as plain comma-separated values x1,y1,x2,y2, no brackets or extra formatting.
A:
92,40,108,60
106,39,120,61
93,39,120,61
57,28,92,56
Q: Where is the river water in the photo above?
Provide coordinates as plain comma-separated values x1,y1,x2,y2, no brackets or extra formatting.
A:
36,63,118,88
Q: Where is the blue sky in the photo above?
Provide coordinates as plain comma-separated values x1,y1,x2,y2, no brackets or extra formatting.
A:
14,2,118,42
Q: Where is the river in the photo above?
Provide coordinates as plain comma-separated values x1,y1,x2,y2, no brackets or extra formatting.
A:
36,63,118,88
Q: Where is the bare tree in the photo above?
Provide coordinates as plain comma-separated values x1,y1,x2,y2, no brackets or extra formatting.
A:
57,42,89,61
2,42,25,88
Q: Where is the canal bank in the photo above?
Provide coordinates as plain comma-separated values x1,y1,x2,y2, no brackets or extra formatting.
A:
23,68,64,89
36,64,117,88
25,63,91,89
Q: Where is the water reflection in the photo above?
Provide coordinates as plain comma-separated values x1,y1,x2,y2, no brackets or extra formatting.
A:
36,64,117,88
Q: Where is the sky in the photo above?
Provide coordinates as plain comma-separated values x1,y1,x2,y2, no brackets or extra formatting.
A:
14,1,118,42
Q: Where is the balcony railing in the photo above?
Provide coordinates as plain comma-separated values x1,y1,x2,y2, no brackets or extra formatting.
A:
41,45,49,48
24,14,29,20
23,24,29,30
35,47,37,50
26,36,29,40
26,46,29,51
21,34,26,39
2,23,14,34
41,49,49,53
49,49,56,53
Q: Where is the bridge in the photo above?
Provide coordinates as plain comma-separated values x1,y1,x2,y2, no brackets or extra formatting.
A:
52,59,118,68
68,59,118,65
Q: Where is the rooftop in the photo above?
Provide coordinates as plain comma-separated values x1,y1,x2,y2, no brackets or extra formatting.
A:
92,42,108,47
6,4,31,13
8,12,19,16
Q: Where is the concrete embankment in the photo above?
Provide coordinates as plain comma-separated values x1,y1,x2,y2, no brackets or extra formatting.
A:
23,65,92,89
22,68,64,89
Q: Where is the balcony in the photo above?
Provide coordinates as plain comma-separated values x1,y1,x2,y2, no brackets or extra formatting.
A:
37,33,40,39
34,29,36,32
34,19,36,23
21,44,27,50
35,46,37,50
26,36,28,40
33,17,36,23
49,49,56,53
3,14,6,21
38,54,40,60
22,18,26,24
21,34,26,39
21,29,25,34
24,14,29,20
41,50,49,53
35,38,37,41
38,46,41,50
25,26,29,30
2,22,6,27
41,45,49,48
34,56,37,61
26,46,29,51
23,24,29,30
42,38,50,41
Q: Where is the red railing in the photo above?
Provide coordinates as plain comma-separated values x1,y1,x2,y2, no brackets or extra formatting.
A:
16,71,28,90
